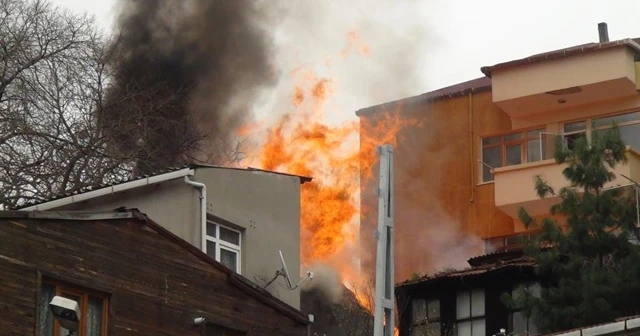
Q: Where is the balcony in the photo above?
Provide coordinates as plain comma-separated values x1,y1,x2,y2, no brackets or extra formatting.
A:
483,231,542,254
493,147,640,218
485,43,640,118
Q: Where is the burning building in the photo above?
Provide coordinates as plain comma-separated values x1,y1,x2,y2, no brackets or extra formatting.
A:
357,30,640,284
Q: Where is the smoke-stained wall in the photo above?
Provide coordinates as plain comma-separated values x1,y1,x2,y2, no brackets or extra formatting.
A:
358,89,514,283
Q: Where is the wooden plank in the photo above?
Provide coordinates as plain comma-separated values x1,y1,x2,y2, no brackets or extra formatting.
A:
0,217,307,336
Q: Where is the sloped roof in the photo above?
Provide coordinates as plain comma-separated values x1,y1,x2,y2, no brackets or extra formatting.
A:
357,37,640,118
356,76,491,117
0,209,310,324
13,164,312,210
395,257,535,288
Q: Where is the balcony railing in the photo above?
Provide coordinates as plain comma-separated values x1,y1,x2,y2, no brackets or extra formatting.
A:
483,231,543,254
492,147,640,218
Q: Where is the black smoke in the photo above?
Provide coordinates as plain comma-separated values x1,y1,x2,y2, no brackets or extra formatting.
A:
101,0,277,174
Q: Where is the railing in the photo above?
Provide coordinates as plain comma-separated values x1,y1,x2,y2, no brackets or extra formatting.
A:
483,231,543,254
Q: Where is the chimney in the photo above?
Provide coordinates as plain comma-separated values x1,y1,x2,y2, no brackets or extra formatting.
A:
598,22,609,43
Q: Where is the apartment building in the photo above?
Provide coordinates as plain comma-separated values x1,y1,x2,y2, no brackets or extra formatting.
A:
357,26,640,282
15,164,312,309
0,209,309,336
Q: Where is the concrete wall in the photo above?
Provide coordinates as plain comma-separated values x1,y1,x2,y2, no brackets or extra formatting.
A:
195,168,302,310
55,168,302,309
492,47,637,102
58,179,200,245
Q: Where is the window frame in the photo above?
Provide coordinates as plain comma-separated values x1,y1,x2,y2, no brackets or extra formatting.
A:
480,128,547,183
456,289,486,336
40,279,109,336
410,298,441,336
205,219,242,274
509,282,541,336
562,111,640,150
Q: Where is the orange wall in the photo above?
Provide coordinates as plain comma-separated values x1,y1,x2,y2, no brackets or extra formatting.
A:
359,91,514,282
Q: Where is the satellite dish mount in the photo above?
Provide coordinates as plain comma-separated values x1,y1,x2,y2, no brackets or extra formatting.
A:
263,250,313,290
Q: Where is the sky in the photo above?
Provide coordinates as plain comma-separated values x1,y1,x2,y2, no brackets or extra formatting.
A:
50,0,640,114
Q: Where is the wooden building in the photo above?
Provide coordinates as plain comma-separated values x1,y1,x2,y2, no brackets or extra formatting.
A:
0,209,310,336
395,251,537,336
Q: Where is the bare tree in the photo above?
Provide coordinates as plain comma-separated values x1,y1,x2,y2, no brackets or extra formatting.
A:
0,0,248,208
0,0,132,208
332,280,375,336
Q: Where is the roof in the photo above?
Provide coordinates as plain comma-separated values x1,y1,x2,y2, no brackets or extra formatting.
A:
481,37,640,77
467,248,530,267
355,76,491,117
396,257,535,288
357,37,640,118
14,163,312,210
0,209,310,324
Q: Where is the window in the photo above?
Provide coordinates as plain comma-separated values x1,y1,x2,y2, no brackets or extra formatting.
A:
562,112,640,151
481,129,546,182
206,220,241,273
456,289,485,336
411,299,441,336
563,121,587,151
205,323,245,336
39,280,108,336
593,112,640,150
510,282,541,336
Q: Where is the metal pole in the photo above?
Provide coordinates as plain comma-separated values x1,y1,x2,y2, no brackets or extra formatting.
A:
373,145,395,336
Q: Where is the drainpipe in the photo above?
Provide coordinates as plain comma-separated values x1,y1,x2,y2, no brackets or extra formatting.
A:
184,177,207,253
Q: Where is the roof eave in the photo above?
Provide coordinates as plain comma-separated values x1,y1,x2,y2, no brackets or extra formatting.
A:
18,168,196,211
482,39,640,78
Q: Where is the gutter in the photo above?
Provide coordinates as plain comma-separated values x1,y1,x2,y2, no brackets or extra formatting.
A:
184,177,207,254
20,168,196,211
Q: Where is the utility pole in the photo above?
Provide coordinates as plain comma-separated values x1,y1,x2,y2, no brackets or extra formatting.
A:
373,144,395,336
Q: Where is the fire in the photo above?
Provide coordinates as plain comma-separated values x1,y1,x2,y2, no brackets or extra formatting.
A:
240,32,418,312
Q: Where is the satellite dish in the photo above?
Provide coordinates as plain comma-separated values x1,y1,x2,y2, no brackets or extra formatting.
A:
263,250,314,290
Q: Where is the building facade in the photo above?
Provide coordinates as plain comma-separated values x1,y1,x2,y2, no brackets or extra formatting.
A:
357,31,640,282
395,252,537,336
395,251,640,336
0,210,309,336
16,164,311,309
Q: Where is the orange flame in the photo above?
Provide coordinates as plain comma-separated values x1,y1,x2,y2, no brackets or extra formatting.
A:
240,32,418,312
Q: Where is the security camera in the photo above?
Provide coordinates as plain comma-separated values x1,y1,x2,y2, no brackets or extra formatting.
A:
49,296,80,331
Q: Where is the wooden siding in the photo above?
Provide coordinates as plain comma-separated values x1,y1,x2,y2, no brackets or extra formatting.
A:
0,215,307,336
395,266,537,336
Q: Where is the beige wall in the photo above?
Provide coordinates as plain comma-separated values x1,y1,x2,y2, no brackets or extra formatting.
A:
492,47,637,102
58,179,200,243
494,148,640,219
54,168,302,309
195,168,302,309
492,48,638,118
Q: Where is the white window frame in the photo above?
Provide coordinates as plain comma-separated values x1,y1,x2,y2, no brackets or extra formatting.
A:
562,111,640,150
510,282,541,336
411,298,441,336
479,128,547,183
205,220,242,274
456,289,486,336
